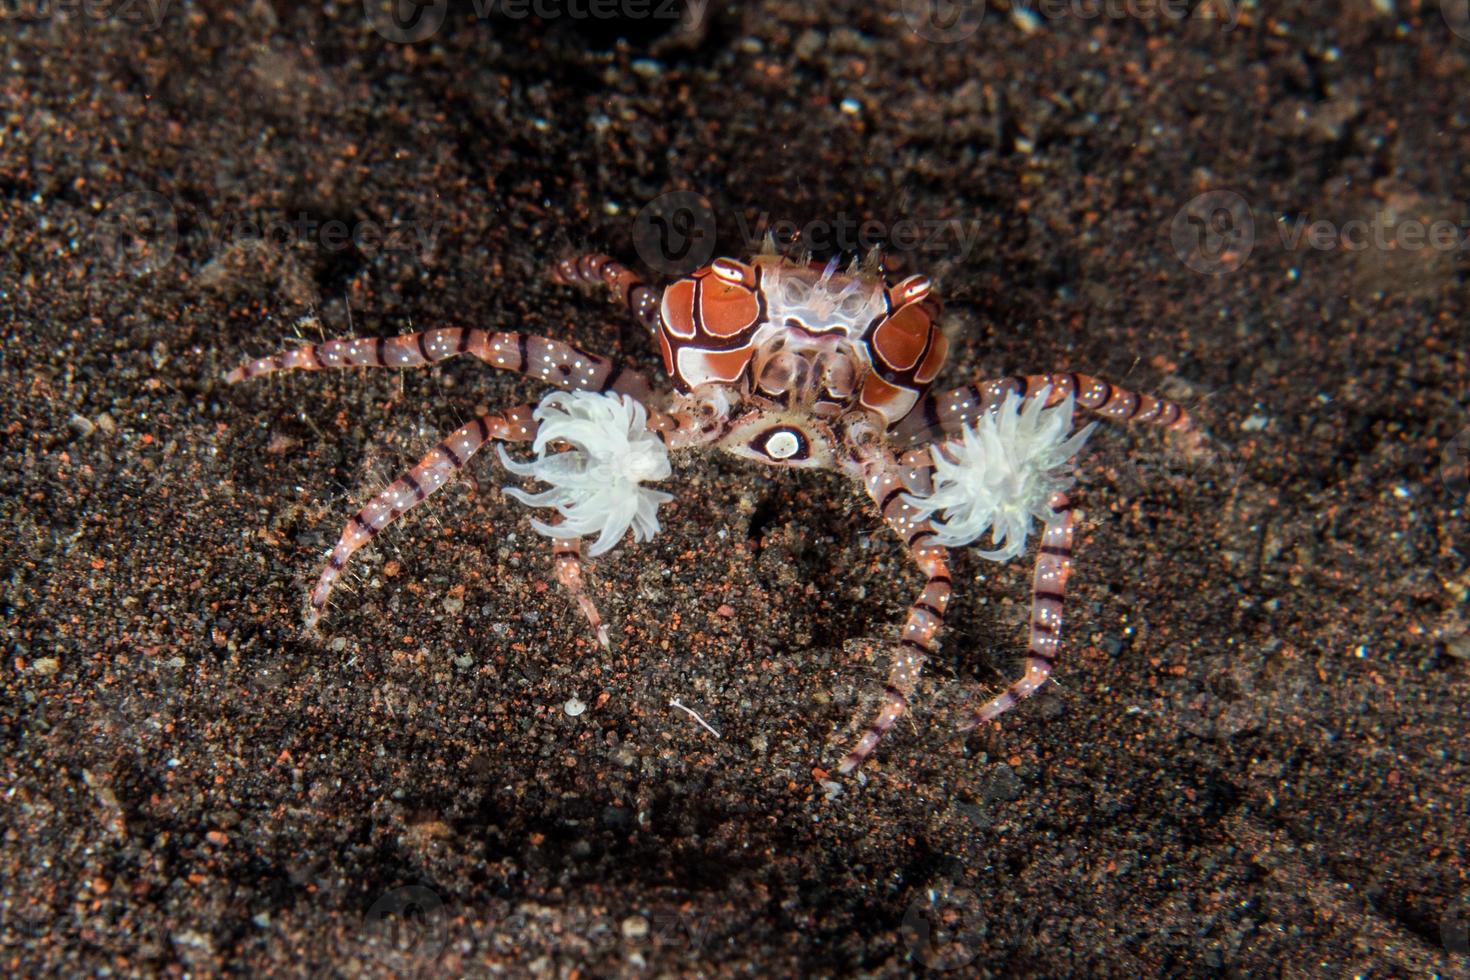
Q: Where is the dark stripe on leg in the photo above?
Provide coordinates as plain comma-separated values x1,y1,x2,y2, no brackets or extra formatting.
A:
907,529,936,548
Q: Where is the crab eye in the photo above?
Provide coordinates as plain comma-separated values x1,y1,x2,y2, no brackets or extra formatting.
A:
901,276,931,304
759,427,806,461
711,258,751,286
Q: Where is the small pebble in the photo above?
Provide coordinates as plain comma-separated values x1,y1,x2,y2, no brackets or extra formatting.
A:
621,915,649,940
1445,633,1470,660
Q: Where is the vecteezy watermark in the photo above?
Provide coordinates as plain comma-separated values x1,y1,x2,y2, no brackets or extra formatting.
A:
731,211,985,262
0,0,170,29
364,0,706,43
486,0,705,23
1275,210,1470,255
200,210,443,260
1443,427,1470,501
901,0,985,42
1443,0,1470,43
901,880,983,971
632,194,990,274
1174,190,1470,275
95,189,178,276
94,194,444,276
361,885,449,969
1007,0,1240,29
1170,189,1256,276
632,190,718,276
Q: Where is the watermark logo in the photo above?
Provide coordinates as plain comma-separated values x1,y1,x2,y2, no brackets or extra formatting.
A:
1170,189,1255,276
364,0,448,43
1442,893,1469,956
1443,0,1470,42
1443,427,1470,500
901,881,983,971
95,189,178,276
632,190,717,276
901,0,985,43
362,885,448,969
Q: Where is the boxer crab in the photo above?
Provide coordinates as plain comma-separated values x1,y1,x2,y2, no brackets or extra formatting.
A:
228,247,1192,774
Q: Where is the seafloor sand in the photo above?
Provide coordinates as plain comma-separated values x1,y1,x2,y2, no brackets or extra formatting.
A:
2,1,1468,974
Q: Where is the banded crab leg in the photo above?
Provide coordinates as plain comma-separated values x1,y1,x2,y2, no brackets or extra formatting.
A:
227,326,655,403
538,395,730,648
552,253,662,337
892,372,1191,446
959,491,1076,730
306,406,538,628
836,448,953,775
551,535,610,649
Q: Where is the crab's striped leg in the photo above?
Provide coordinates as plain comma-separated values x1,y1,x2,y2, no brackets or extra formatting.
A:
552,253,662,336
836,450,953,775
227,327,655,403
959,492,1076,729
551,535,610,649
893,373,1191,445
306,405,537,628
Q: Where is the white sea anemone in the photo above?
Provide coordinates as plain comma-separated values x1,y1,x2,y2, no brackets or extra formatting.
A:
904,387,1096,562
498,391,673,557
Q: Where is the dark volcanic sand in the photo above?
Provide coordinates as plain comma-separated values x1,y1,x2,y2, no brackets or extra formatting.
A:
3,1,1469,975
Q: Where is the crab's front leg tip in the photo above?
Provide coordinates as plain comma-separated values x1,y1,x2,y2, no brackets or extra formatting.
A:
224,366,247,385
